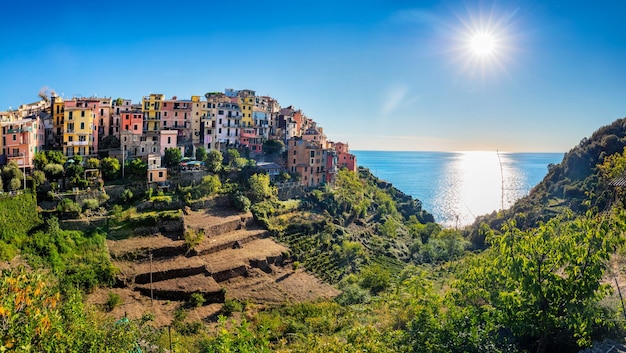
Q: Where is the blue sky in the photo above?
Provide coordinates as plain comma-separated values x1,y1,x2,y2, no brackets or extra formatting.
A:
1,0,625,152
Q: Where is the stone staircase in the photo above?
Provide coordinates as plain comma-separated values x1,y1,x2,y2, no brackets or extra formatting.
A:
107,209,288,304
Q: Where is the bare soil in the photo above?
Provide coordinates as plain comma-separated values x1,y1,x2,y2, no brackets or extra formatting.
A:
87,205,340,327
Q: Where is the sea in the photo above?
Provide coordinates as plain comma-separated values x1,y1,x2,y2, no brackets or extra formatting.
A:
353,151,564,228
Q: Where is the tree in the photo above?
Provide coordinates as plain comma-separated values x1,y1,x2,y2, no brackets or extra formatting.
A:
33,151,48,170
43,163,64,179
263,139,285,155
125,158,147,178
101,157,120,180
233,157,249,169
226,148,240,167
163,147,182,168
65,162,84,187
248,173,276,202
198,174,221,196
206,150,223,173
2,161,24,191
99,135,121,151
456,211,625,353
45,150,66,165
85,157,100,169
32,170,46,189
196,146,208,163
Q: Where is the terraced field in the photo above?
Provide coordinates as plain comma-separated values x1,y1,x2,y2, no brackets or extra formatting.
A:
96,207,339,324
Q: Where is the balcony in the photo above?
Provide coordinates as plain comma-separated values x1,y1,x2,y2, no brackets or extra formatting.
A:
66,141,89,146
7,127,32,133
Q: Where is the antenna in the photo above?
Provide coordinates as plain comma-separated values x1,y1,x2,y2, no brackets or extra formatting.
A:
497,150,504,210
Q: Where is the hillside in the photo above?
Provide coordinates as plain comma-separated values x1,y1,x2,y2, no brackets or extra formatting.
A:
468,117,626,246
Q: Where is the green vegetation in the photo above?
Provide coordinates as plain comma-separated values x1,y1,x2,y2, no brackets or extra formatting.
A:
105,291,122,312
163,147,182,168
184,228,205,250
0,267,152,352
469,117,626,246
2,117,626,352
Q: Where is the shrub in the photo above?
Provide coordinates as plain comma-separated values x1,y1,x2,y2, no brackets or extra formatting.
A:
105,292,122,312
121,189,134,204
57,198,81,218
184,228,205,250
232,193,251,212
222,299,243,316
359,264,391,295
189,292,206,307
82,198,99,211
151,195,172,206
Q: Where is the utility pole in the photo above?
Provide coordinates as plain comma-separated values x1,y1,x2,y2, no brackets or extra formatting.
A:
122,144,125,178
22,153,26,190
149,251,153,306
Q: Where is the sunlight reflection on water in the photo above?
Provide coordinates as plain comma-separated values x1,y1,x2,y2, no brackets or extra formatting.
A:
353,151,563,228
433,152,527,228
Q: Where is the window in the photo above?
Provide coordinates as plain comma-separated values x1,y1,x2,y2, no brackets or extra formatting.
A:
12,135,16,141
167,137,171,144
80,122,85,130
310,151,315,157
293,150,296,155
158,171,163,178
81,111,85,117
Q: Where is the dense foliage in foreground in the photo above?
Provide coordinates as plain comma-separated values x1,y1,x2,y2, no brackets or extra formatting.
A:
3,127,626,351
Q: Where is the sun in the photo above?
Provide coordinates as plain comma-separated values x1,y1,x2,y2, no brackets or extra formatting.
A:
447,5,519,79
469,31,497,57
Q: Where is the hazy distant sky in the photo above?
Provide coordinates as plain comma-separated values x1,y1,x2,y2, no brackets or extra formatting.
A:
1,0,625,152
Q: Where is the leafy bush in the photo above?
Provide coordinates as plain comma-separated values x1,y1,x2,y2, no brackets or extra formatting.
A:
359,264,391,295
57,198,81,218
233,193,251,212
82,198,99,211
222,299,244,316
105,292,122,312
189,292,206,307
151,195,172,206
184,228,205,250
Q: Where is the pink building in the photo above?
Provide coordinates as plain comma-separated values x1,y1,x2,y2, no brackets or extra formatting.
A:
239,127,263,154
159,130,178,155
1,117,44,171
334,142,357,171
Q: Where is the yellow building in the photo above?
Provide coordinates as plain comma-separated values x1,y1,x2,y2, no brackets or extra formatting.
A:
190,95,207,145
142,94,164,134
63,100,95,157
50,96,64,146
239,91,255,128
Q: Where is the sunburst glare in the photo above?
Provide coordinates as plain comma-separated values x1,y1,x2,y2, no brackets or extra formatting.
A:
448,5,519,80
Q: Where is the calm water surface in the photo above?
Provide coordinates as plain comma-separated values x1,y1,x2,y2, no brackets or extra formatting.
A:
353,151,564,227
